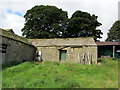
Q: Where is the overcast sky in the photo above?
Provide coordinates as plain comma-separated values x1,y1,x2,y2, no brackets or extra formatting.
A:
0,0,119,41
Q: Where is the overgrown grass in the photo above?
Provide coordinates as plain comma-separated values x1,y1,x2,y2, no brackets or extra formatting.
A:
2,58,119,88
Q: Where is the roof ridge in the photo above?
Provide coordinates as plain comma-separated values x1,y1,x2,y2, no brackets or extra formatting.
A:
0,28,34,46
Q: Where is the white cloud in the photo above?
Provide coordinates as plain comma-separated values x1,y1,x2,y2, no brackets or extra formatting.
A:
0,0,119,41
0,10,24,36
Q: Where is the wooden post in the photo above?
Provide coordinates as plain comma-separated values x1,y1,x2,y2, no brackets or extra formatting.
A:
113,46,115,58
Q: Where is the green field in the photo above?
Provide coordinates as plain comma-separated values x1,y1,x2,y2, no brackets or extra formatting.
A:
2,58,119,88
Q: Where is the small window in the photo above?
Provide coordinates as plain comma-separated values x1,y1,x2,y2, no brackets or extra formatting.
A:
0,44,7,53
1,44,7,64
59,50,67,61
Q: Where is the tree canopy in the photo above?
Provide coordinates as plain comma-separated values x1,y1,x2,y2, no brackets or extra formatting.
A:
22,5,103,41
106,20,120,42
22,5,68,38
65,10,103,41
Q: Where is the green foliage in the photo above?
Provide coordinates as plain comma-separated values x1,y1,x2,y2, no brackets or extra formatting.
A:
65,10,103,41
22,5,102,40
22,5,68,39
106,20,120,41
2,58,118,88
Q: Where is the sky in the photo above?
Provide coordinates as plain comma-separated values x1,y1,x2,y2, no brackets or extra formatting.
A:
0,0,119,41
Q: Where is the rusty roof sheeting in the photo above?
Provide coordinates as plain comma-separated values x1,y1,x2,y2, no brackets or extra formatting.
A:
96,42,120,46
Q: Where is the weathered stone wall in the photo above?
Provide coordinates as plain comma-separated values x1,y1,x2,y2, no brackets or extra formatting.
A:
29,38,97,64
0,36,2,65
37,47,59,61
2,36,36,64
68,46,97,64
36,45,97,64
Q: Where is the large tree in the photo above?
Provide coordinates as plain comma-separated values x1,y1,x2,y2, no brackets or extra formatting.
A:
106,20,120,42
22,5,68,39
22,5,103,40
65,10,103,41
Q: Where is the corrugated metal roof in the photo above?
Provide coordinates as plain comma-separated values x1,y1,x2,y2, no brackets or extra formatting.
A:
29,37,97,47
96,42,120,46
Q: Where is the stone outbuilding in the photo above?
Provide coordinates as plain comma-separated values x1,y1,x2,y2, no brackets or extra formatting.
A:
29,37,98,64
0,29,37,64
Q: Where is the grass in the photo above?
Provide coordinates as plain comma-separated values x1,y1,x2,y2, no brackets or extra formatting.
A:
2,58,119,88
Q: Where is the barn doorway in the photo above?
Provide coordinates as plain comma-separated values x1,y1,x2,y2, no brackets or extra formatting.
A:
59,50,67,61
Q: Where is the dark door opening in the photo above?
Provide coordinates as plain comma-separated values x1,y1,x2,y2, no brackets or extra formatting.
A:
59,50,67,61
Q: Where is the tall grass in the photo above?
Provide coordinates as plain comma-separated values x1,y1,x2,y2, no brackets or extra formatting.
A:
2,58,118,88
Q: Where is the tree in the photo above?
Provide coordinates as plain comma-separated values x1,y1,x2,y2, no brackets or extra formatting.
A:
106,20,120,42
22,6,103,40
65,10,103,41
22,5,68,39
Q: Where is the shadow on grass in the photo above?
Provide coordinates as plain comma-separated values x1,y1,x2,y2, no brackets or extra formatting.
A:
2,60,30,70
98,57,119,62
2,60,41,70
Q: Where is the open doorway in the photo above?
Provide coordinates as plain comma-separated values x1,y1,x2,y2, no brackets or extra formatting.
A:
59,50,67,61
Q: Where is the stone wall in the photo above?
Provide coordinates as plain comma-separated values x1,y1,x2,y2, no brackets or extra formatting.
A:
29,38,98,64
37,47,59,62
67,46,97,64
36,45,97,64
2,36,36,64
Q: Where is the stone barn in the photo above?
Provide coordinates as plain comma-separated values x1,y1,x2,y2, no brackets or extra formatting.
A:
29,37,97,64
0,29,37,64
